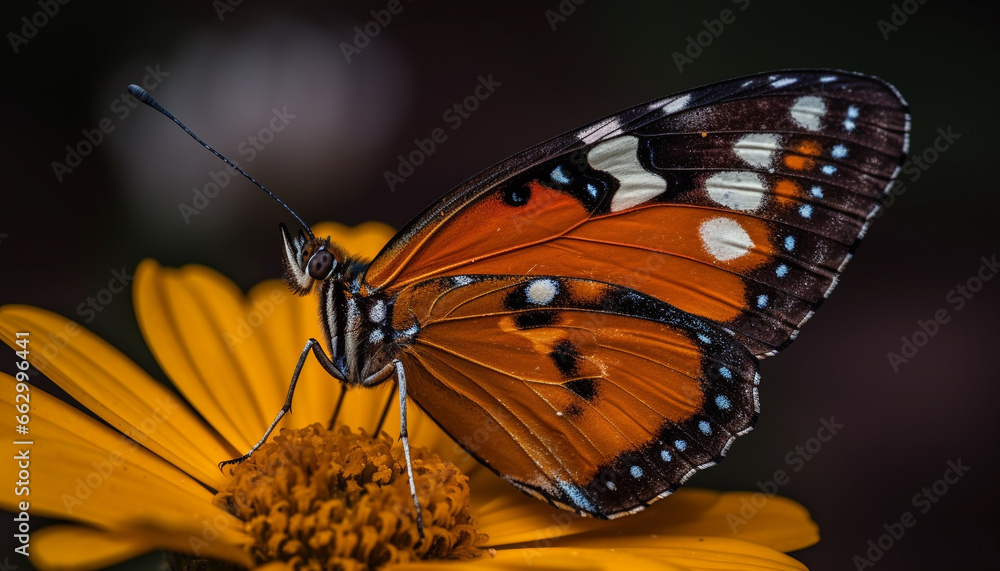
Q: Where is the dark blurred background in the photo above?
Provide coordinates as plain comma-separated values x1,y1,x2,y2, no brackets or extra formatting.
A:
1,1,997,569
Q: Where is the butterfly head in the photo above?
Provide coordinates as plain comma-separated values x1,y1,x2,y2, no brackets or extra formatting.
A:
280,223,346,295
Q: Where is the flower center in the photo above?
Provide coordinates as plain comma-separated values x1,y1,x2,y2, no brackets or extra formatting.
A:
214,424,485,569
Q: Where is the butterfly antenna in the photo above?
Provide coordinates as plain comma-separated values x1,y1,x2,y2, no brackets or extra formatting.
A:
128,85,314,239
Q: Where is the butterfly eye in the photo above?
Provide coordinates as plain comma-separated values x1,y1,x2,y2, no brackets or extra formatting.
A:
502,185,531,206
308,249,336,280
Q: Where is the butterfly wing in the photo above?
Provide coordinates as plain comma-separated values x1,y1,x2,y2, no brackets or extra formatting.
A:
392,274,759,517
366,70,910,356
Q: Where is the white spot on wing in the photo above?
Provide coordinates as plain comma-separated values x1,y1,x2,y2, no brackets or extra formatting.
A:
577,117,622,145
588,136,668,212
526,279,559,305
660,94,691,114
699,217,754,261
790,95,826,131
734,133,781,167
771,77,797,88
705,171,766,211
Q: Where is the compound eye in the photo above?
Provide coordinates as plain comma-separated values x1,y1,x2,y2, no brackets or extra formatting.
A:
307,249,336,280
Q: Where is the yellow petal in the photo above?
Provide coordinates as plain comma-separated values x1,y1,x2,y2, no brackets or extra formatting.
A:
30,525,151,571
390,546,687,570
245,278,338,428
470,474,605,546
135,259,275,451
32,524,252,570
553,489,818,554
0,374,249,555
542,537,808,571
0,305,230,488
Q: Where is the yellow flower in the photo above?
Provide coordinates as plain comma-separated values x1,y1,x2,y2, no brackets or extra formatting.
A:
0,222,819,570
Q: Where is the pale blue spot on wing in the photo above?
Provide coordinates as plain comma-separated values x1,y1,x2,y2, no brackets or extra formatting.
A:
776,264,789,277
719,366,732,379
799,204,813,218
810,185,823,198
557,479,595,512
675,439,687,451
847,105,860,118
831,144,848,158
784,236,796,251
757,294,769,308
699,420,712,435
697,333,711,344
661,449,672,462
586,183,598,199
551,165,570,184
821,165,837,175
630,465,643,478
844,119,856,131
715,395,732,410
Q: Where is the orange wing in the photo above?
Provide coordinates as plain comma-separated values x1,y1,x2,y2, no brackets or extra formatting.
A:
392,275,759,517
365,71,910,357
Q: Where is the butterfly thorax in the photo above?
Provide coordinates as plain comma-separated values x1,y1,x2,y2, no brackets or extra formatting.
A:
280,224,401,385
317,270,400,385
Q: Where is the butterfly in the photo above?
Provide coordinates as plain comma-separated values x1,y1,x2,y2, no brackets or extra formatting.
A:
136,69,910,527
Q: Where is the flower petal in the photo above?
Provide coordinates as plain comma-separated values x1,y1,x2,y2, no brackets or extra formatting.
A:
0,305,231,488
30,525,152,571
544,537,808,571
32,524,252,571
0,374,250,561
390,546,687,570
135,259,276,451
555,489,818,554
470,474,605,546
245,277,342,430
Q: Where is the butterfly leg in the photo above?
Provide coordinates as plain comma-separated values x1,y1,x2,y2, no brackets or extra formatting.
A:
220,338,344,470
392,359,425,544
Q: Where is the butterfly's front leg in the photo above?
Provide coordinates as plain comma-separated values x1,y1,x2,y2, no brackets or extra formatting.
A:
219,338,346,469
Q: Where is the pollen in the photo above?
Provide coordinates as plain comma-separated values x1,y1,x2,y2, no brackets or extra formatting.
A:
214,424,485,570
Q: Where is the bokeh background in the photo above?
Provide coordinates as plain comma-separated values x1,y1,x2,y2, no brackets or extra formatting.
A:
1,1,997,569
